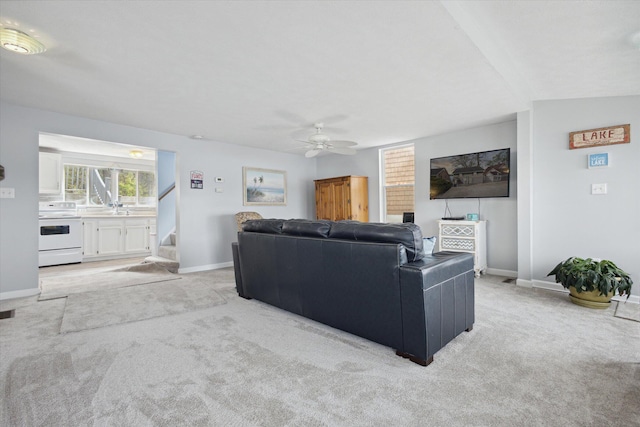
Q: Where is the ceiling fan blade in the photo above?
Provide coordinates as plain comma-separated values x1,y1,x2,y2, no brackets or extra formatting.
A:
305,149,322,158
327,146,356,155
328,140,357,147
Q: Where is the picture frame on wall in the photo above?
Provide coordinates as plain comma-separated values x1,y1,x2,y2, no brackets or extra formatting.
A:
243,167,287,206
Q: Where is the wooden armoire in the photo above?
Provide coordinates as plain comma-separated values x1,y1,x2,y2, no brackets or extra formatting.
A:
314,175,368,222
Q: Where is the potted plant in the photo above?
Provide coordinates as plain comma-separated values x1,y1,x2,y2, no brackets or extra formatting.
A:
548,257,633,309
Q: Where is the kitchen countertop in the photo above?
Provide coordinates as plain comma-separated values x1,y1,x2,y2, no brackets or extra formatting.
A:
80,213,156,218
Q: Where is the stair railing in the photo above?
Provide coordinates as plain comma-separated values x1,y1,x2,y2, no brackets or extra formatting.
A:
158,183,175,202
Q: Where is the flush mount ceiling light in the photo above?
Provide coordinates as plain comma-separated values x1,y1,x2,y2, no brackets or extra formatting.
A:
129,150,144,159
0,28,46,55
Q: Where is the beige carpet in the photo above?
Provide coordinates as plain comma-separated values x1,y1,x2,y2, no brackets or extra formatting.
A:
60,277,227,333
38,262,178,301
615,300,640,322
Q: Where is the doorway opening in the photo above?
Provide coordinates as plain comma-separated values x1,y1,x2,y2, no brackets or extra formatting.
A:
38,133,178,294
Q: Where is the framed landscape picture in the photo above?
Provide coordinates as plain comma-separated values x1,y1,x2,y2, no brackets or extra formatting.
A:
243,167,287,206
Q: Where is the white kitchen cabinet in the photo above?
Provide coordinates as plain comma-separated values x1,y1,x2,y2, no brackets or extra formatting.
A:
82,219,99,257
97,220,124,256
438,220,487,277
82,216,154,261
124,219,150,253
39,152,62,194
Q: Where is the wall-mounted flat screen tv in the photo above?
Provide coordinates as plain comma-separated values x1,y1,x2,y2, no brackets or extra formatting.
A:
430,148,510,199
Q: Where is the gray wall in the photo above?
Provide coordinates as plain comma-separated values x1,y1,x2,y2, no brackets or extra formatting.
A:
316,147,382,221
319,95,640,300
0,101,317,298
527,95,639,297
157,150,177,245
2,95,638,299
318,120,519,275
414,121,518,274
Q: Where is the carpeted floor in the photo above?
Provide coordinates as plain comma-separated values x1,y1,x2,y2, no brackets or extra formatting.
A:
38,262,178,301
1,270,639,426
60,278,226,333
615,300,640,322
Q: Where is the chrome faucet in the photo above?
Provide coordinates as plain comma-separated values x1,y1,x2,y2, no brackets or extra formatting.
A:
112,199,119,214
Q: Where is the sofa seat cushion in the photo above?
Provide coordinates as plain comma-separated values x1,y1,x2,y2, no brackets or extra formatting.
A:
329,221,425,262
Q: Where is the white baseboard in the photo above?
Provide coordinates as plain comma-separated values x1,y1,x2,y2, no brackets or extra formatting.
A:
485,268,517,277
532,279,639,304
0,287,40,301
516,279,533,288
178,261,233,274
532,279,566,293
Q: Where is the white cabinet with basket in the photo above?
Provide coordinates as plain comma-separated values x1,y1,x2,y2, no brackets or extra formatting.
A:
438,220,487,277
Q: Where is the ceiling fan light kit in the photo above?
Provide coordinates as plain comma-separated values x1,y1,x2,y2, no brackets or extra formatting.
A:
298,122,358,157
0,28,46,55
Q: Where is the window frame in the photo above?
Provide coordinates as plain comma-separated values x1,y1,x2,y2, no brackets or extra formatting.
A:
379,143,415,223
62,163,156,208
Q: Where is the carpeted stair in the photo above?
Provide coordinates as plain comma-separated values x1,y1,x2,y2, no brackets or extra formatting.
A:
145,232,178,273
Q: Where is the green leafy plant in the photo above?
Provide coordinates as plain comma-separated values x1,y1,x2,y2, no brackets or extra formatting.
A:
548,257,633,298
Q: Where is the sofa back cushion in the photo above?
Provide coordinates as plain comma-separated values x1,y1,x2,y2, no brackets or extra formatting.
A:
281,219,332,238
241,219,284,234
328,221,425,262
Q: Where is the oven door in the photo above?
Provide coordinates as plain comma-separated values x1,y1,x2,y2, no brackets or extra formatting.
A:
39,218,82,251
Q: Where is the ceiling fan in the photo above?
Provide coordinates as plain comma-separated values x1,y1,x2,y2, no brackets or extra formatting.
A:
297,123,357,158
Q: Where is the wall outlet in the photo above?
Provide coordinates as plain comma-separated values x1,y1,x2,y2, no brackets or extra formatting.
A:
591,183,607,195
0,187,15,198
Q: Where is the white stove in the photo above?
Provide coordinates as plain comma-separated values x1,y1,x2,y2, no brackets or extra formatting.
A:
39,201,80,219
38,202,83,267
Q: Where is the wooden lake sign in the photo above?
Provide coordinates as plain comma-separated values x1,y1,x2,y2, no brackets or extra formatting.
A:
569,124,630,149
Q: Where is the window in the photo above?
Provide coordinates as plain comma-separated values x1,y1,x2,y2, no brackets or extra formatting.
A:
63,165,156,207
64,165,87,203
137,171,156,206
381,144,415,223
118,170,156,206
90,167,113,205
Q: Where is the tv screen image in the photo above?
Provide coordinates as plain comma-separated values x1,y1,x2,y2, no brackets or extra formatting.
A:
430,148,510,199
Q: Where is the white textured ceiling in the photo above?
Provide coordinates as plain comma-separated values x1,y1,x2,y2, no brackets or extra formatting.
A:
1,1,639,154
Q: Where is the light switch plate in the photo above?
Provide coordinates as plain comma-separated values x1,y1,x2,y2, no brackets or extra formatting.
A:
591,183,607,195
0,187,15,198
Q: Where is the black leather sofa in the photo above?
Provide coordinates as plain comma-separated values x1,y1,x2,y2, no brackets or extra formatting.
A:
231,219,474,366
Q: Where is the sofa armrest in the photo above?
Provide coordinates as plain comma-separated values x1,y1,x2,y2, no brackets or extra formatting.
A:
231,242,250,299
399,252,474,364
